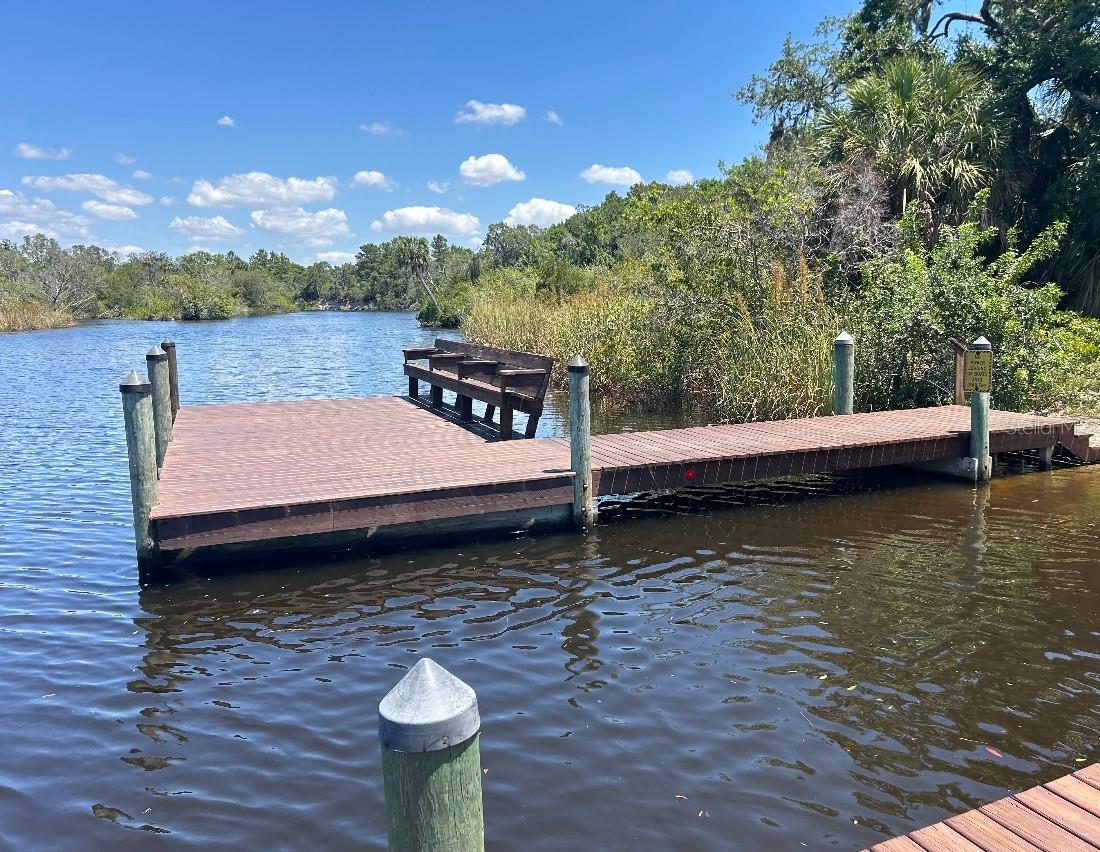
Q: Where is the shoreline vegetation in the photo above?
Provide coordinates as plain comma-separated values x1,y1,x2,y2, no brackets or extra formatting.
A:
3,2,1097,422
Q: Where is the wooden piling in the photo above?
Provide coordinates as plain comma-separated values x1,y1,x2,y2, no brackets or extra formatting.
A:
833,332,854,415
568,355,594,527
161,339,180,418
378,658,484,852
146,345,172,468
951,337,966,405
119,371,159,568
970,336,992,482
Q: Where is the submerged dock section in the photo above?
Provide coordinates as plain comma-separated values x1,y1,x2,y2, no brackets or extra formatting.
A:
118,338,1097,576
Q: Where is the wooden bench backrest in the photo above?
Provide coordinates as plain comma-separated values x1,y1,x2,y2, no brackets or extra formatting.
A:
435,339,554,398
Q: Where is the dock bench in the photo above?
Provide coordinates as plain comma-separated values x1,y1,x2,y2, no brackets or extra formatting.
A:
403,339,554,439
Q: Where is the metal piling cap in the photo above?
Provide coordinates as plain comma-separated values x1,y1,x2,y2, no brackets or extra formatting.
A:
834,331,854,346
970,336,992,351
161,339,176,351
146,344,168,361
567,354,589,374
378,658,480,753
119,370,152,393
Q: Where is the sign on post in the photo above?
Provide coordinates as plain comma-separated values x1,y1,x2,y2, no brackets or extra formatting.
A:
963,349,992,394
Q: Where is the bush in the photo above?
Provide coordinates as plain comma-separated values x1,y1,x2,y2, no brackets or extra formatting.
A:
845,197,1080,412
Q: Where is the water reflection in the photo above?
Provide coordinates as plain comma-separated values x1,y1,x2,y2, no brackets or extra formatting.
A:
115,466,1100,848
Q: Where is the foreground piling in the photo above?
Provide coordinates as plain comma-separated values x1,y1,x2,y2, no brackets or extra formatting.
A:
379,658,484,852
833,332,854,415
970,336,992,482
119,371,159,567
146,346,172,467
568,355,594,527
161,339,179,417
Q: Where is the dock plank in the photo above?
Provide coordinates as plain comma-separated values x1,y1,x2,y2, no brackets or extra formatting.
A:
149,397,1080,555
866,766,1100,852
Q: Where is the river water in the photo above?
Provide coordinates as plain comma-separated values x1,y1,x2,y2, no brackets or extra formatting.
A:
1,311,1098,849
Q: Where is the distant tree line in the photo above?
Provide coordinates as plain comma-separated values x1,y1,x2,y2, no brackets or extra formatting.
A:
0,232,481,327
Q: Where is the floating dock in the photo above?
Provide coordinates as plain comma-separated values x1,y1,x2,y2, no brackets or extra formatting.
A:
147,396,1092,559
866,763,1100,851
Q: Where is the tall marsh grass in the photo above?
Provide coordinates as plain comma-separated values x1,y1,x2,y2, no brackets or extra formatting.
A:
464,260,840,421
0,302,73,332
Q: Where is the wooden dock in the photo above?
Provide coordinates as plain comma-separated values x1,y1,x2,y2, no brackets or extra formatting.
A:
866,763,1100,851
147,396,1092,558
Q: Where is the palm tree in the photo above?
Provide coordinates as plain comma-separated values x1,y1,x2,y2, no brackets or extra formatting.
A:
392,236,441,312
817,55,1000,233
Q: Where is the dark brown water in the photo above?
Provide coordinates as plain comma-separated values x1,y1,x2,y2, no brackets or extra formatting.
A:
1,312,1098,849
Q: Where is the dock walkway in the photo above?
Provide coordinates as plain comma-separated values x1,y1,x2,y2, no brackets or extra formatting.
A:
149,396,1087,556
866,763,1100,852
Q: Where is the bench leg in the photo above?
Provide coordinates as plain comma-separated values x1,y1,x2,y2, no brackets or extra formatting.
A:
524,409,541,439
430,385,443,408
499,406,513,440
458,394,473,422
483,404,495,424
408,376,418,398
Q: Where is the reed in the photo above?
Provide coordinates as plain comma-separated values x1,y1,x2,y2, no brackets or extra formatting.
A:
0,301,73,332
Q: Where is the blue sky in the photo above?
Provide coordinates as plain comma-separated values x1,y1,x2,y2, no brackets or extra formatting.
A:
2,1,849,263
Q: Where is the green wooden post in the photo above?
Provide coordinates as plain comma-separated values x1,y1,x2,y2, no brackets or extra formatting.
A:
161,339,180,418
568,355,594,527
379,658,484,852
146,345,172,468
119,371,159,568
833,331,854,415
969,336,992,482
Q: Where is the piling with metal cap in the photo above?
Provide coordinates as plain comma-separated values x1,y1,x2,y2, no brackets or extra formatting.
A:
161,339,179,418
378,658,484,852
146,345,172,468
567,355,594,527
970,336,992,482
119,371,159,568
833,331,854,415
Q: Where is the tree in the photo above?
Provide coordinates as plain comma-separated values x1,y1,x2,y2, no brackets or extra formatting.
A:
16,234,100,314
817,54,999,234
392,236,441,311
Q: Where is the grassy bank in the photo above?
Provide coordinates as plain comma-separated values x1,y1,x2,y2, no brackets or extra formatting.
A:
0,302,74,332
464,214,1100,423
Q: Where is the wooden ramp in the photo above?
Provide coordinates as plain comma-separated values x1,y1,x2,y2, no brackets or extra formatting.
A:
149,398,1090,556
866,763,1100,852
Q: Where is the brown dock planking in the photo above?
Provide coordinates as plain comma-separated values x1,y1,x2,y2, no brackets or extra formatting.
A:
865,763,1100,852
149,397,1090,555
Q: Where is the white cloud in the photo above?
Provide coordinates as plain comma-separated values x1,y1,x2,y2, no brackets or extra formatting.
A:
504,197,577,227
426,180,449,194
131,169,152,180
459,153,525,186
249,207,351,241
315,250,356,264
580,163,643,187
546,110,563,126
159,195,176,206
114,153,136,165
105,244,145,257
360,121,402,136
370,206,480,236
455,100,526,126
664,169,694,186
82,200,138,221
14,142,71,160
0,189,93,241
351,170,394,190
187,172,338,207
21,173,154,206
217,115,235,127
169,215,245,240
